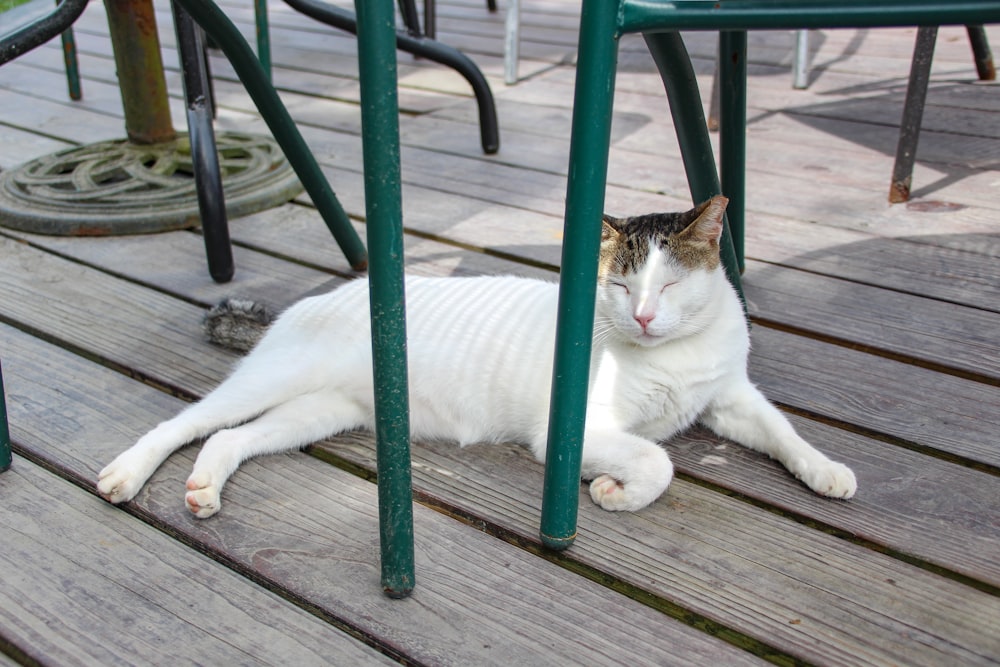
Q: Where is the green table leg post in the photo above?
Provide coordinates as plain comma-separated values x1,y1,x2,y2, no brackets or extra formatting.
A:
539,0,621,551
173,0,368,271
1,362,11,473
719,30,747,274
103,0,176,144
644,32,744,304
254,0,271,81
355,0,415,597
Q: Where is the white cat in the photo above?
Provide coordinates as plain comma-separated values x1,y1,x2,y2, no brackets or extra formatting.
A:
97,196,856,517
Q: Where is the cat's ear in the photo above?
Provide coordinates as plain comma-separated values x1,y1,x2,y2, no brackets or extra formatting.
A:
683,195,728,246
601,214,623,243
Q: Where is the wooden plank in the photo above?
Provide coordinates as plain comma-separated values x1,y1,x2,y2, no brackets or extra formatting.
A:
318,433,1000,667
0,459,395,666
747,326,1000,467
1,324,769,667
742,258,1000,382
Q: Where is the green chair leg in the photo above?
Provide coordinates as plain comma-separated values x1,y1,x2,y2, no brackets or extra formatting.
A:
540,0,621,551
254,0,271,81
171,0,368,271
59,19,82,100
1,362,11,473
355,0,415,598
718,30,747,274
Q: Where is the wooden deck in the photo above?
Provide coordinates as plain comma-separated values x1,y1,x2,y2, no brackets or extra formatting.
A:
2,1,999,664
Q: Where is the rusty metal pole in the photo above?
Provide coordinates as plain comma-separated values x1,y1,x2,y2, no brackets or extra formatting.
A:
103,0,176,144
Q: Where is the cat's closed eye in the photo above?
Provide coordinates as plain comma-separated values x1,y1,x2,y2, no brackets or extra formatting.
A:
608,280,630,294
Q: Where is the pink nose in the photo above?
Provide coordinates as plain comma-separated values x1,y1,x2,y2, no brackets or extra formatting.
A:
634,313,655,330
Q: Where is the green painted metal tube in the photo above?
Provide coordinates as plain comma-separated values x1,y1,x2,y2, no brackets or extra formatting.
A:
540,0,621,551
0,362,11,473
171,0,368,271
644,32,743,302
59,20,82,100
254,0,271,81
718,30,746,274
621,0,1000,35
355,0,415,598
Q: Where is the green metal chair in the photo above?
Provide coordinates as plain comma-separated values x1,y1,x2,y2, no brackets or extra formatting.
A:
540,0,1000,548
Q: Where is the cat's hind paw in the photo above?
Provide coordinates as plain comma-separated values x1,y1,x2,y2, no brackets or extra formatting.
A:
97,452,157,504
801,460,857,500
185,471,222,519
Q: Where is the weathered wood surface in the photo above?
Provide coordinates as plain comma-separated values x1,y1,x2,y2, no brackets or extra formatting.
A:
0,1,998,665
2,324,767,667
0,459,395,666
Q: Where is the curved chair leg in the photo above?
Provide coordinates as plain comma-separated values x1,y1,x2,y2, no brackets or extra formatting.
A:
171,0,368,271
173,1,235,283
283,0,500,154
644,31,744,300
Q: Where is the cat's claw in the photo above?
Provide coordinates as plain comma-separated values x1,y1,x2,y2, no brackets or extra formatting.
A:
801,460,857,499
185,471,222,519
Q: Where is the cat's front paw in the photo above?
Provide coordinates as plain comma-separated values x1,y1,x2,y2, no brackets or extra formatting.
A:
185,470,223,519
801,460,857,499
97,451,157,504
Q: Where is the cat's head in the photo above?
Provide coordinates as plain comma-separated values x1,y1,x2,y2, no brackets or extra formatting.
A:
596,195,729,346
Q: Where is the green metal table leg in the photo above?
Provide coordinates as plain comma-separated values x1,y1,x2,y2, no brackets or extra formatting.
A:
644,32,744,302
173,0,368,271
355,0,415,598
719,30,747,274
540,0,621,551
0,362,11,473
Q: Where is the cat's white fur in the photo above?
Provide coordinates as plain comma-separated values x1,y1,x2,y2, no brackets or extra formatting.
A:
98,197,856,516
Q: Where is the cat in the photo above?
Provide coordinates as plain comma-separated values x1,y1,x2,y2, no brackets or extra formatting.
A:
97,196,856,517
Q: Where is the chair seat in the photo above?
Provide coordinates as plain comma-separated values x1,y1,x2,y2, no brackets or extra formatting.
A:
621,0,1000,34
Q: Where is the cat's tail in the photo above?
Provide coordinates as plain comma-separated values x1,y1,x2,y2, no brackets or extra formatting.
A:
203,298,276,353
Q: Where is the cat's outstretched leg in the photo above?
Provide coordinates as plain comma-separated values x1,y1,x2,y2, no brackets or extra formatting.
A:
531,427,674,512
97,392,267,504
701,378,857,499
98,354,327,505
184,390,366,518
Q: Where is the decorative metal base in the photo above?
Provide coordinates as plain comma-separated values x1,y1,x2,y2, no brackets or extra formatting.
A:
0,131,302,235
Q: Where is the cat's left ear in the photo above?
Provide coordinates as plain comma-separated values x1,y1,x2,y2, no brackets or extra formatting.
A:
682,195,729,246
